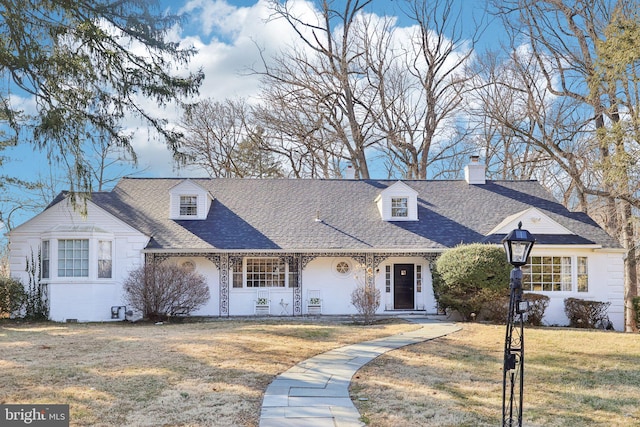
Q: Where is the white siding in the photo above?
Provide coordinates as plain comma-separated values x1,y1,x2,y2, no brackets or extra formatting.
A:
9,198,149,322
524,247,624,330
168,257,220,317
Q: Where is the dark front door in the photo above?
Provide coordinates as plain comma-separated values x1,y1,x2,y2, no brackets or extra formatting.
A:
394,264,415,309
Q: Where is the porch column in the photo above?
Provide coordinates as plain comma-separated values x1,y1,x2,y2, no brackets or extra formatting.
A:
293,254,302,316
219,253,229,317
366,253,375,289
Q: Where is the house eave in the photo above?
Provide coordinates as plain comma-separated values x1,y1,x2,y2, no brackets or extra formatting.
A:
141,247,449,255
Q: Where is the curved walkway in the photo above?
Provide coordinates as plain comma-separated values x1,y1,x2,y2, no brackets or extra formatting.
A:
259,317,461,427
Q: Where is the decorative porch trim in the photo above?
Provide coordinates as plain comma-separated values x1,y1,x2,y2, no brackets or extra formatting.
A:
292,254,302,315
219,253,229,317
145,251,441,318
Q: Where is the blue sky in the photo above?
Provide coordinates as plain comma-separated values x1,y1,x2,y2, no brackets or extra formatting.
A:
2,0,493,229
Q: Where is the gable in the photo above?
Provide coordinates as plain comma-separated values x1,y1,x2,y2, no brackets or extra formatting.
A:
9,196,144,237
487,207,573,236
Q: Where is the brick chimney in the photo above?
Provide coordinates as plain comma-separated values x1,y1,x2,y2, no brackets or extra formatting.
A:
464,155,486,184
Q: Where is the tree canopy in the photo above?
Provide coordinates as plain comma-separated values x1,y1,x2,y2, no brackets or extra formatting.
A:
0,0,203,200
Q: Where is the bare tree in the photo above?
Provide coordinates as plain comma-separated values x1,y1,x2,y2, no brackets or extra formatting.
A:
124,262,210,321
259,0,381,179
490,0,639,331
374,0,481,179
259,0,482,180
252,85,343,178
88,134,143,192
178,98,284,178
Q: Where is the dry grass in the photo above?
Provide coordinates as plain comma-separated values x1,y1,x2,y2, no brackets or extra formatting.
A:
0,318,417,426
351,323,640,427
3,319,640,427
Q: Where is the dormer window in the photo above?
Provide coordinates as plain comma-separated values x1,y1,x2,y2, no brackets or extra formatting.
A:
169,180,213,220
391,197,409,218
376,181,418,221
180,196,198,216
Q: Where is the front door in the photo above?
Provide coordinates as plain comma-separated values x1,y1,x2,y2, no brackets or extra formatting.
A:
394,264,415,309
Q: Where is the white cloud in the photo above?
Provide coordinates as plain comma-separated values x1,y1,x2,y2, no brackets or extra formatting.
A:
128,0,314,176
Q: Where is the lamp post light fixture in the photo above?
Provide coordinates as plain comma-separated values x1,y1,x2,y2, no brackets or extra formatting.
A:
501,222,535,427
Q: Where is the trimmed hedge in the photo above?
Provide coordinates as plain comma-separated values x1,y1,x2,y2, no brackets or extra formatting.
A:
434,243,512,321
522,293,550,326
564,298,612,329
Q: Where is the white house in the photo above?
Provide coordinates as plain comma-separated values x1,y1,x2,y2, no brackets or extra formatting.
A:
7,160,625,328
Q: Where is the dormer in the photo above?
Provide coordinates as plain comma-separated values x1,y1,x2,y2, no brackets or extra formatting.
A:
487,207,573,236
169,180,213,220
375,181,419,221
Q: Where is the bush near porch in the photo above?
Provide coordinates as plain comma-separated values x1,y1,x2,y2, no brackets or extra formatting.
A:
433,243,512,321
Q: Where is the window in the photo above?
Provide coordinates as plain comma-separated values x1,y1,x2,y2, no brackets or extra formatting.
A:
416,265,422,293
232,258,243,288
577,257,588,292
522,256,573,292
391,197,408,217
245,258,285,287
41,241,50,279
58,239,89,277
385,265,391,293
288,265,299,288
97,240,112,278
336,261,350,274
181,260,196,273
179,196,198,216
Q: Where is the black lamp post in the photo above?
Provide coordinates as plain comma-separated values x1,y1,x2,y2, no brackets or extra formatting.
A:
501,222,535,427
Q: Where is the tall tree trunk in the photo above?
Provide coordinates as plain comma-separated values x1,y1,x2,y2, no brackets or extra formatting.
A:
620,197,638,332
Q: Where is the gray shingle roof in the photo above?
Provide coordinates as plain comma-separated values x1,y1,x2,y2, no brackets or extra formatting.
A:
89,178,620,251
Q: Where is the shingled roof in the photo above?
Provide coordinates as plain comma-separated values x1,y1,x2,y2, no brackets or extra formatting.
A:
88,178,620,251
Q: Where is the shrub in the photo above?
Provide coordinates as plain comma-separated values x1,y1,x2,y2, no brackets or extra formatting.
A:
480,292,510,324
351,283,381,325
523,293,550,326
564,298,612,329
0,276,26,317
433,243,512,321
124,263,210,321
633,297,640,330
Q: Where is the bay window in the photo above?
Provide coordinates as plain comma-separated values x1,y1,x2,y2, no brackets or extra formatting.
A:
41,240,50,279
58,239,89,277
246,258,285,287
98,240,113,279
42,236,114,281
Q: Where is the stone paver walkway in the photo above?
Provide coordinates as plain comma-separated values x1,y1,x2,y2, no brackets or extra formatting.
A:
259,317,460,427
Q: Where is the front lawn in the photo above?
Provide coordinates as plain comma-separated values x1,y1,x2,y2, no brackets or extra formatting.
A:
351,323,640,426
2,319,639,426
0,318,415,426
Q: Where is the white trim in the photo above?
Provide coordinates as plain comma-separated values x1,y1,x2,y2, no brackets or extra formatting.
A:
487,207,573,235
